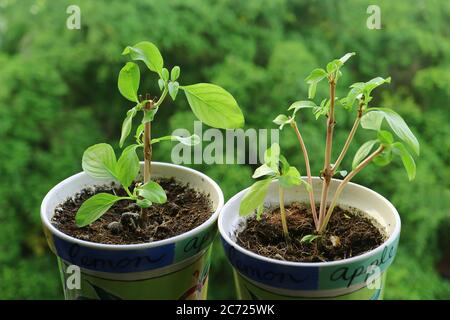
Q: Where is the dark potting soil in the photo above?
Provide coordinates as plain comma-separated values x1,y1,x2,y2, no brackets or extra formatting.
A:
52,178,213,245
236,202,385,262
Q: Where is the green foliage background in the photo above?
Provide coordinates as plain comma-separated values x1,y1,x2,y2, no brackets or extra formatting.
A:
0,0,449,299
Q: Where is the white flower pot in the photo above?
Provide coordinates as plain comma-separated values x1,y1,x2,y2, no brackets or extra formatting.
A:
219,177,400,300
41,162,224,300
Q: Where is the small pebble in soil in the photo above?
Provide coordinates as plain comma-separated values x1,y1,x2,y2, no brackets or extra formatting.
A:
107,221,123,235
120,212,140,231
78,234,90,241
330,235,341,247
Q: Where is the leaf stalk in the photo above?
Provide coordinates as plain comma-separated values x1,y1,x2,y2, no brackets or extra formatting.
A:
290,121,318,229
318,145,384,233
278,185,290,241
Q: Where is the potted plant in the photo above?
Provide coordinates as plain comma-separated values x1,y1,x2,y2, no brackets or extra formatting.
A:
40,41,244,300
219,53,419,299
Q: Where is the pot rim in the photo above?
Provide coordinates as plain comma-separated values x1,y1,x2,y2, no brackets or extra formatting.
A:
218,177,401,268
41,161,224,250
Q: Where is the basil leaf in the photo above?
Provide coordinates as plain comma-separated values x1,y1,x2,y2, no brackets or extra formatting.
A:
118,62,140,102
82,143,117,180
239,178,272,217
75,193,127,227
122,41,163,74
182,83,244,129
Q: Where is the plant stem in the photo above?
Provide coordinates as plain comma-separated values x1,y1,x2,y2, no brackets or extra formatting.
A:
318,145,384,233
318,79,336,228
143,93,154,184
154,87,168,108
141,88,168,184
124,186,133,198
278,185,290,241
290,121,318,229
331,103,364,173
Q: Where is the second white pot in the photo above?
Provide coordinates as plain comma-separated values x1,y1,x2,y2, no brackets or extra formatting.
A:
219,177,401,300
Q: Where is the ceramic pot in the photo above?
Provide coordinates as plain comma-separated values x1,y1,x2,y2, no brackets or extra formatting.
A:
219,177,400,300
41,162,224,300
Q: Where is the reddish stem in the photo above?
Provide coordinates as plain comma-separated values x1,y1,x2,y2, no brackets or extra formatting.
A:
291,121,318,229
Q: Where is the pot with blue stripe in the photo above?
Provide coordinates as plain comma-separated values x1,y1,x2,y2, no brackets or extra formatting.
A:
41,162,223,300
219,177,400,300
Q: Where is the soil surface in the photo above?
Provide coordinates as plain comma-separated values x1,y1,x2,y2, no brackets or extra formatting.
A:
236,202,385,262
52,178,213,244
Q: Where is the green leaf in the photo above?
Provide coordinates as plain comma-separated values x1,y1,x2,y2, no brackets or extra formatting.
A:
305,68,327,99
279,166,301,188
256,203,264,221
339,52,356,64
174,134,201,146
288,100,316,116
142,106,159,123
361,110,384,131
326,53,355,74
239,178,272,217
118,62,140,102
273,114,291,130
352,140,377,169
168,81,179,101
75,193,126,227
161,68,169,81
279,155,290,175
308,82,317,99
116,144,140,188
377,130,394,145
135,123,144,143
122,41,164,74
137,181,167,204
305,68,327,84
370,108,420,155
151,134,200,146
392,142,416,180
181,83,244,129
313,98,330,119
335,70,343,82
373,147,393,167
300,234,320,244
264,143,280,172
171,66,180,81
362,77,391,96
120,107,137,148
137,198,152,208
341,76,389,110
326,59,342,74
340,82,364,109
158,79,165,91
82,143,117,180
252,164,275,179
339,170,348,177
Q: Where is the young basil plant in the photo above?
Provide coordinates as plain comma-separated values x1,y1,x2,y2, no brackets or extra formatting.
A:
239,143,311,240
263,52,419,237
75,41,244,227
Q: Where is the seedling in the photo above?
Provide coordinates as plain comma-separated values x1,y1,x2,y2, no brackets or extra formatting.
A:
239,143,311,240
241,52,419,239
75,41,244,227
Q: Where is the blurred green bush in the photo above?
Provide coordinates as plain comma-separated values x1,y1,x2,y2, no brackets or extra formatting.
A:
0,0,448,299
